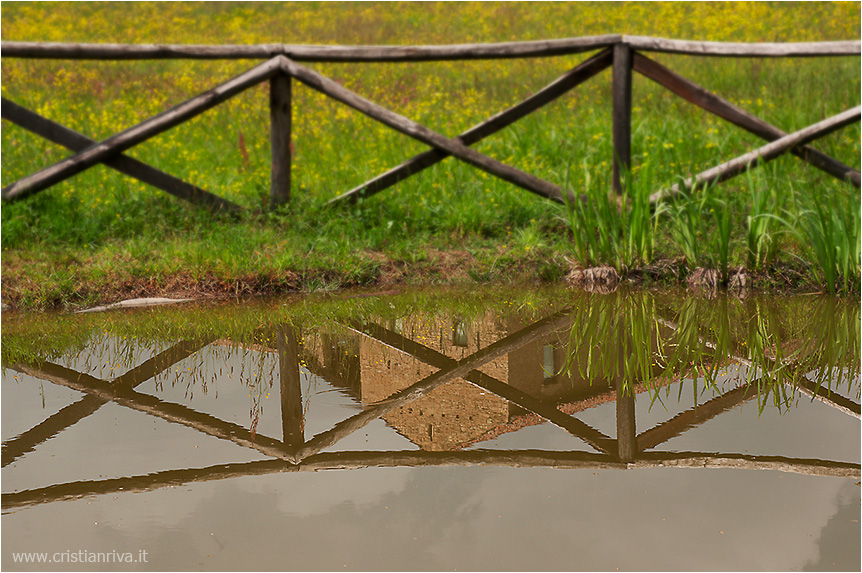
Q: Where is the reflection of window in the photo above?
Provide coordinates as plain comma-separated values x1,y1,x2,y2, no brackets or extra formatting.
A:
543,345,556,379
452,320,469,347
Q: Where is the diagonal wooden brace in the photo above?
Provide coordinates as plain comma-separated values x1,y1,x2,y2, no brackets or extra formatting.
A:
279,56,575,204
635,385,756,451
1,98,243,213
2,57,283,203
9,360,292,462
650,106,861,203
328,48,614,205
632,52,861,188
1,338,213,467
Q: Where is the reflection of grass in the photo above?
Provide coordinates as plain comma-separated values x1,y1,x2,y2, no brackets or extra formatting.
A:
3,285,858,414
563,290,860,409
564,289,660,394
0,285,573,364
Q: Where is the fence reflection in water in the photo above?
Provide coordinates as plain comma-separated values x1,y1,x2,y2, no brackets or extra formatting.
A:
2,289,859,511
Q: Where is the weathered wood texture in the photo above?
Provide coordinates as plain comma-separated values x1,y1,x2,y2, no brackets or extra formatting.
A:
630,453,860,477
615,381,637,462
612,43,633,195
649,106,861,203
2,36,858,61
1,57,283,203
1,98,243,212
0,452,621,509
305,451,861,477
328,48,614,205
269,73,292,208
280,56,573,204
0,36,622,61
2,36,858,208
632,53,861,187
622,36,861,57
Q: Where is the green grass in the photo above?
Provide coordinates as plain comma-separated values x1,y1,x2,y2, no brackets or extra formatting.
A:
789,185,861,294
1,3,860,308
745,166,786,272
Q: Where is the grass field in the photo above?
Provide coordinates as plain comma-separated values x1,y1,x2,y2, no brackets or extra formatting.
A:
1,2,860,308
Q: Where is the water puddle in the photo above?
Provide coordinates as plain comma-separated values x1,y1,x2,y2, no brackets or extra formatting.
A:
2,286,859,571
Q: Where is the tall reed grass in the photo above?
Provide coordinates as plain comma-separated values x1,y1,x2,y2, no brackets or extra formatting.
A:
790,186,861,294
565,162,861,294
563,160,656,272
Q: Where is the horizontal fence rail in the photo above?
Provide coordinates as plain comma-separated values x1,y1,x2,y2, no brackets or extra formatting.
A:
1,35,860,212
649,106,862,203
3,36,860,60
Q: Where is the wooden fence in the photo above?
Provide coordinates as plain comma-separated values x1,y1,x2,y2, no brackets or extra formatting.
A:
1,35,860,213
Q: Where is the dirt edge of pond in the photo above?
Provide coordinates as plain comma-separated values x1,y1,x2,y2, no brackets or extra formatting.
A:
0,252,849,312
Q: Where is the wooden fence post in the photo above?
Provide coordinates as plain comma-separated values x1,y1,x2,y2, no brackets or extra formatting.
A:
616,381,637,462
270,72,292,208
277,325,304,449
1,98,243,213
280,56,571,204
612,42,632,195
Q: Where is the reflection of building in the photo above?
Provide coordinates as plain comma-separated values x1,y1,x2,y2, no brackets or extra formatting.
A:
383,382,509,451
303,311,620,451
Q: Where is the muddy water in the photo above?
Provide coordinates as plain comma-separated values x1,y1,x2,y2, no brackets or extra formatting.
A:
2,287,859,571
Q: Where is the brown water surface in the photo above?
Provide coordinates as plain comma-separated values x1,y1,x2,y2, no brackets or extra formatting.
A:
2,286,859,571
